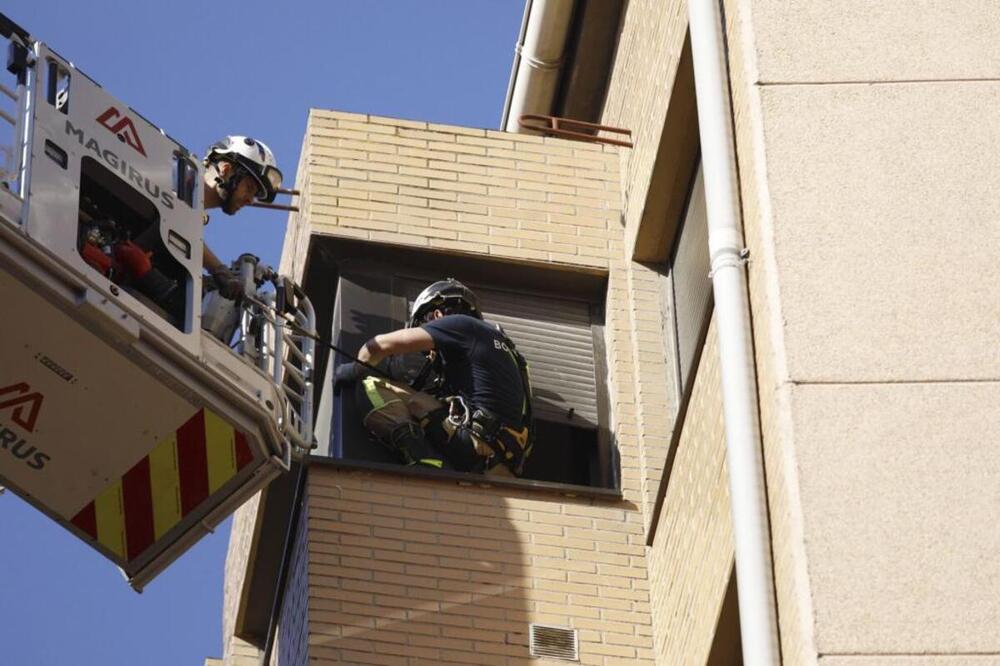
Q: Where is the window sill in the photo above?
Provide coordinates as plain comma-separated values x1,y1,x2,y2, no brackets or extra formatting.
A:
305,455,623,501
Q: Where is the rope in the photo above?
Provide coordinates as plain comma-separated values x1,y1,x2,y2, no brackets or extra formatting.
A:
241,293,391,379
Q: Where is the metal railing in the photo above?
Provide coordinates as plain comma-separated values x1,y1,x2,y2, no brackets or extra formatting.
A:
518,114,634,148
0,21,32,197
230,256,317,462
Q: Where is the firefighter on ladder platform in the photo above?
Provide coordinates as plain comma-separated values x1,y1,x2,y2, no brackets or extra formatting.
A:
334,279,534,477
77,135,283,306
200,135,283,298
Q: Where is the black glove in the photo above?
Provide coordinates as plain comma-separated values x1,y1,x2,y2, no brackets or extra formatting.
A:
333,361,366,395
210,265,242,300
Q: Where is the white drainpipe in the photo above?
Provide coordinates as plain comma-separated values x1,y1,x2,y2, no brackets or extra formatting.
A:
501,0,576,132
687,0,781,663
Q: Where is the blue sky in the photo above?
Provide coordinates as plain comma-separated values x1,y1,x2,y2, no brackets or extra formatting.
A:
0,2,524,664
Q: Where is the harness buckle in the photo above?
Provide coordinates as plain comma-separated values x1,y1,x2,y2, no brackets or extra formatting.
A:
445,395,471,428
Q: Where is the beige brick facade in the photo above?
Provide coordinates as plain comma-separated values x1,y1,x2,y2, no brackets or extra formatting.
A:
307,469,654,665
223,492,263,666
280,110,621,278
263,105,734,665
222,111,684,664
223,5,741,664
274,110,665,665
600,0,689,251
646,319,734,665
598,0,697,534
599,0,739,661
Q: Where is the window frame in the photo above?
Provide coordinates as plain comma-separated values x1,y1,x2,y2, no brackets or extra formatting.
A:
659,161,714,413
300,235,620,494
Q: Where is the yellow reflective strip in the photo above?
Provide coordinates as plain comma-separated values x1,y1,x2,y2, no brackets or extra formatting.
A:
417,459,443,468
204,409,237,493
94,480,126,560
148,434,182,540
362,376,385,409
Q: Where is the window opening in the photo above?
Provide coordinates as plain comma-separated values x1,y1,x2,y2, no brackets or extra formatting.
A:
670,166,711,390
43,140,67,169
77,156,191,331
327,266,610,488
661,164,712,405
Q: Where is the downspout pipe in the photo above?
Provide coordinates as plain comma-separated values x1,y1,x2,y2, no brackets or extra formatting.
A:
500,0,576,132
687,1,780,664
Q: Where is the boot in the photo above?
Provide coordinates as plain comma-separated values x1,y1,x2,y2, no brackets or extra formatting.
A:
384,422,449,470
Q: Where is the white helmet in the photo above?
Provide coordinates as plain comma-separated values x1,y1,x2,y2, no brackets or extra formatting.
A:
205,135,282,203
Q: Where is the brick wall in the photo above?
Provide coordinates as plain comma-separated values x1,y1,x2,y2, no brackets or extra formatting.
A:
307,468,654,665
262,106,749,665
598,1,749,663
596,0,692,533
600,0,689,249
223,493,263,666
216,2,831,664
624,261,678,529
646,319,736,663
273,490,310,666
272,111,667,665
280,110,621,276
278,109,651,513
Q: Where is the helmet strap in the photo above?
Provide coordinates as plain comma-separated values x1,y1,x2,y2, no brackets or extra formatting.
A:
213,161,247,214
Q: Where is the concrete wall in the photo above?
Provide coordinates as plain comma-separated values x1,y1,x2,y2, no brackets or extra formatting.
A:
725,0,1000,662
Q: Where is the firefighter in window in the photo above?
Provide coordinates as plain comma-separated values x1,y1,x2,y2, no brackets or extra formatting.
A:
77,135,281,309
334,279,534,477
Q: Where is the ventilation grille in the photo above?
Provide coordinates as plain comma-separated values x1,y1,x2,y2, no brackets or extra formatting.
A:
529,623,579,661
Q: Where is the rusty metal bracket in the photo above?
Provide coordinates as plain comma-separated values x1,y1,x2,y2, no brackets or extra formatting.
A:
250,187,300,212
518,114,633,148
249,202,299,212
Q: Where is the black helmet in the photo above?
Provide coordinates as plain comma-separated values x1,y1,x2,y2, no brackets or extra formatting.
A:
408,278,481,327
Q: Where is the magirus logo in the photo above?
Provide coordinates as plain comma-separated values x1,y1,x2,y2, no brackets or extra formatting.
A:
0,383,43,432
96,106,147,157
0,383,51,471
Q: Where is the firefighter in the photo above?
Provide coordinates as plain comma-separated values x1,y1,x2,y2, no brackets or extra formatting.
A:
201,136,283,298
334,279,533,476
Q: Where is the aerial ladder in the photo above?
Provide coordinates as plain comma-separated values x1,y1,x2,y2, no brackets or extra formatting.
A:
0,14,316,590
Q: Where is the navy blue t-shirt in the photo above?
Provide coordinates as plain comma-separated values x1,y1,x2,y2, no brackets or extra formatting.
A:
422,314,527,427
